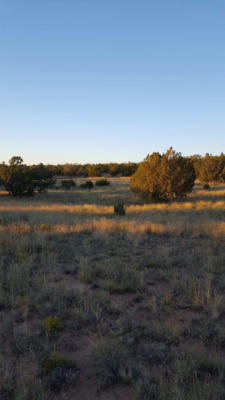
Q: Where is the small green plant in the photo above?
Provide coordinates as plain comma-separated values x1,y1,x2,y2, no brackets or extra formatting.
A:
107,249,115,256
43,316,63,333
95,179,110,187
80,181,94,189
40,224,52,232
114,201,126,216
203,183,210,190
61,179,76,190
18,252,27,262
42,353,70,375
162,296,172,306
42,353,76,392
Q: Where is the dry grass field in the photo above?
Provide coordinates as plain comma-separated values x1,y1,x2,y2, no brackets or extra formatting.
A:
0,177,225,400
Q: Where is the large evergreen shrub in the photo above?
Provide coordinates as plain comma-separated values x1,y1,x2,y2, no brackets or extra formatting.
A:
198,153,225,183
130,148,195,202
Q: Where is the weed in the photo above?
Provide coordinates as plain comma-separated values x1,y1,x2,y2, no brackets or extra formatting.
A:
43,316,63,334
18,252,27,262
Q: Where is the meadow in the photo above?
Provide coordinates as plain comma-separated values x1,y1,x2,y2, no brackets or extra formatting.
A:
0,177,225,400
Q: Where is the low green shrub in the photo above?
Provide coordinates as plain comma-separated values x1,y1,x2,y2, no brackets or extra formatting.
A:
43,316,63,333
42,353,76,392
18,252,27,262
80,181,94,189
40,224,52,232
61,179,76,190
95,179,110,187
42,353,71,375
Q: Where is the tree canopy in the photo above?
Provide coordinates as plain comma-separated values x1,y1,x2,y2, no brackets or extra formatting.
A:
130,148,196,201
0,157,55,196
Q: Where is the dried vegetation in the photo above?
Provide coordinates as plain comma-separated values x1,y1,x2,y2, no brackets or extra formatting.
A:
0,178,225,399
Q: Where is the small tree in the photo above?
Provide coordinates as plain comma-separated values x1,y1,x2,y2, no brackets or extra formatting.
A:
130,148,195,202
27,164,56,193
0,157,55,196
0,157,27,196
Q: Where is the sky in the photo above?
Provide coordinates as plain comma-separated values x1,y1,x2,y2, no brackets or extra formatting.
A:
0,0,225,164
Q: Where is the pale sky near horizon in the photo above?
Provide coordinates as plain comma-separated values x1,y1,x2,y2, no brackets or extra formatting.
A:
0,0,225,164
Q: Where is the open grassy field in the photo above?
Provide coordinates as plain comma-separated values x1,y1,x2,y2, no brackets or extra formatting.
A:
0,178,225,400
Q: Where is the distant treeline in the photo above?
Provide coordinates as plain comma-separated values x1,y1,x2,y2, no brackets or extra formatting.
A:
43,162,139,177
0,153,225,187
41,153,225,182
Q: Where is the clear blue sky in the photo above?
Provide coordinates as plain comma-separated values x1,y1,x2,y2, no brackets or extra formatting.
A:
0,0,225,164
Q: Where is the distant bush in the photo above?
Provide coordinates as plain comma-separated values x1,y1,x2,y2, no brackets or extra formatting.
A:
61,179,76,190
203,183,210,190
95,179,110,187
80,181,94,189
114,201,126,216
130,147,195,202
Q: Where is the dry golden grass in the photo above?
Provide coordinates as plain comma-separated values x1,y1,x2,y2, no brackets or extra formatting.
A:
0,204,113,214
0,199,225,213
0,219,224,239
0,180,224,240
